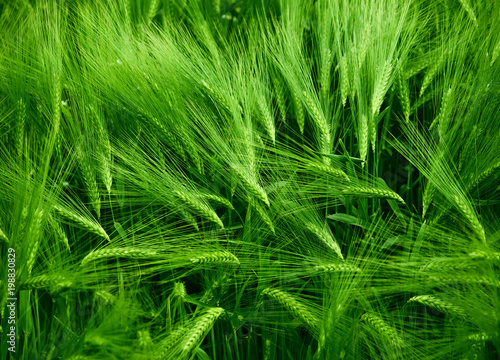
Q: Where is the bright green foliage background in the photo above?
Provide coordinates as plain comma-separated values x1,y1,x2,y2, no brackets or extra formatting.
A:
0,0,499,359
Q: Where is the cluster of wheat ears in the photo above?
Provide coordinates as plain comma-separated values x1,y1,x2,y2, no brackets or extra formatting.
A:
0,0,499,359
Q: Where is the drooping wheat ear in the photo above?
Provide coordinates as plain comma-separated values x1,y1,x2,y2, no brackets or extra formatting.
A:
359,114,369,163
181,307,225,353
0,228,8,244
340,55,350,107
263,338,272,360
178,129,204,175
199,273,232,304
81,247,158,266
52,72,61,139
408,295,468,318
21,274,73,294
54,204,110,241
429,88,452,136
320,49,332,102
147,0,160,19
453,195,486,244
397,73,410,122
371,60,393,119
137,329,153,349
85,333,109,346
305,222,343,259
342,185,405,203
94,290,116,305
307,162,350,181
17,98,25,156
48,215,70,251
199,194,234,210
232,164,270,207
240,124,256,175
420,258,472,271
422,181,435,217
431,273,500,287
174,190,224,229
262,288,319,330
172,282,187,300
138,110,186,161
26,208,44,276
420,53,444,97
291,87,305,134
200,22,220,66
468,332,498,342
358,24,371,70
273,75,287,122
313,263,360,273
469,251,500,261
155,327,188,359
190,251,240,266
201,80,233,113
179,209,199,231
302,91,331,164
469,160,500,188
361,312,403,349
214,0,221,14
256,93,276,144
77,148,101,219
99,139,113,194
249,197,275,234
458,0,477,25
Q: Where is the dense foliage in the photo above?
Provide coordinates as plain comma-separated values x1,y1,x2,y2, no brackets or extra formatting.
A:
0,0,499,359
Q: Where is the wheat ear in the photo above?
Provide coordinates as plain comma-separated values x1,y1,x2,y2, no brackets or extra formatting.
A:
342,185,405,203
190,251,240,266
81,247,158,266
305,222,343,259
181,307,225,353
54,204,109,241
262,288,319,330
408,295,468,318
174,190,224,228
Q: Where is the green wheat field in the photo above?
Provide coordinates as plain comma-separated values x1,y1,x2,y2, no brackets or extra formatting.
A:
0,0,499,359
